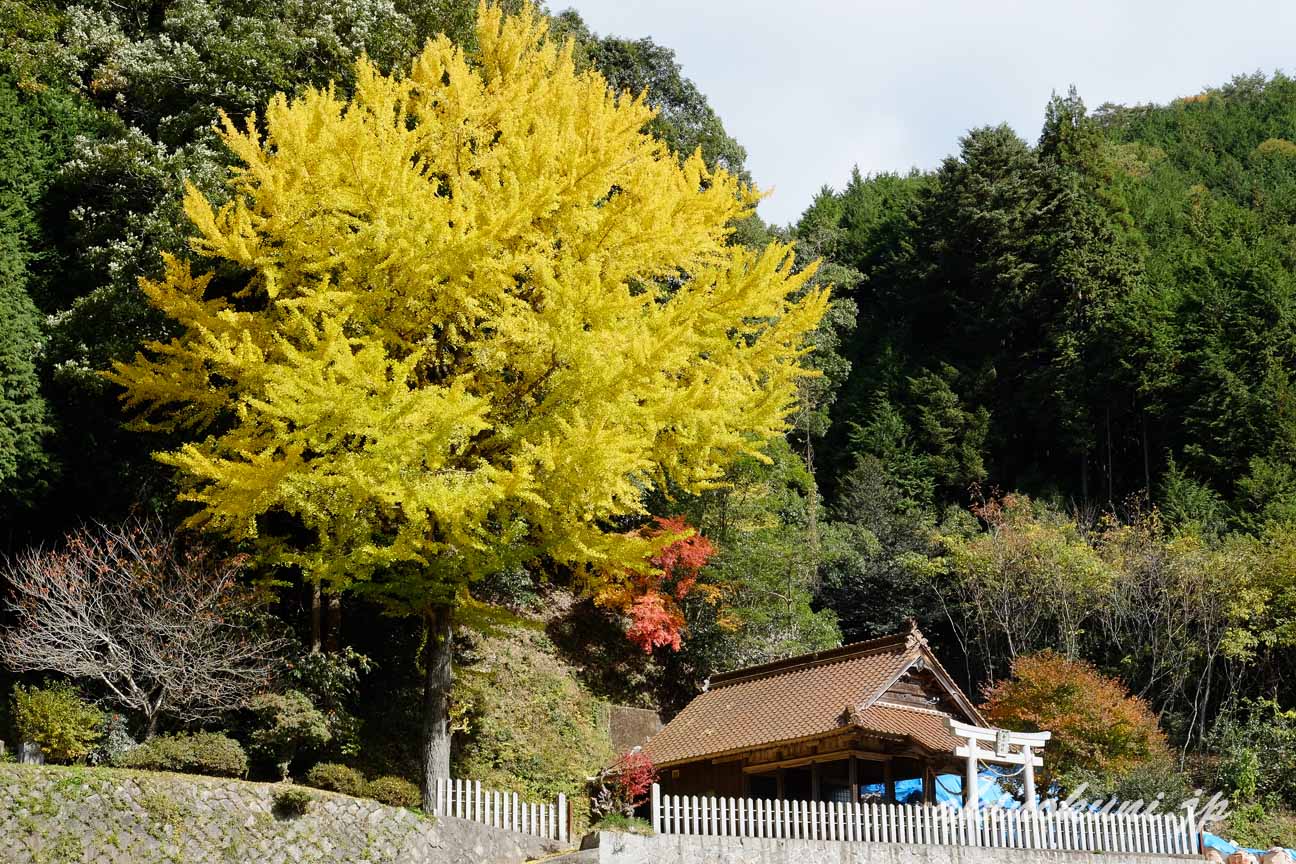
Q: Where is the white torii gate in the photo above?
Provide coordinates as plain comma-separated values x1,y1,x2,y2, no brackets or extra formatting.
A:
947,719,1051,812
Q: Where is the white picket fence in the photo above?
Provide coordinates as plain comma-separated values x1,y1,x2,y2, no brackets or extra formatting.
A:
433,778,568,842
651,785,1198,855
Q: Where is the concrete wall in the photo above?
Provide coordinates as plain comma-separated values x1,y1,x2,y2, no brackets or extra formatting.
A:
574,831,1201,864
607,706,662,755
0,764,565,864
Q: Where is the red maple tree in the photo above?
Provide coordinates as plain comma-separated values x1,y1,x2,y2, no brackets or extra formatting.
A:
590,750,659,819
608,516,715,653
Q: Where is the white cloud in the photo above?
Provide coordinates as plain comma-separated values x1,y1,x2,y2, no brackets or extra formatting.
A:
562,0,1296,225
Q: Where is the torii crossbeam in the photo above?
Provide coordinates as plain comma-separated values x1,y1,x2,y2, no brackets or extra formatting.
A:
947,719,1051,811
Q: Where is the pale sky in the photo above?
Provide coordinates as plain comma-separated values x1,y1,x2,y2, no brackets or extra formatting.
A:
564,0,1296,226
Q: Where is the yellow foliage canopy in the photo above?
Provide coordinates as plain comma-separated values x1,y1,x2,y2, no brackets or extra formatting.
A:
109,3,828,609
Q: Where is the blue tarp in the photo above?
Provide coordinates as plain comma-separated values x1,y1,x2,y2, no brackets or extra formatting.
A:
1203,830,1296,859
861,773,1013,807
876,771,1296,859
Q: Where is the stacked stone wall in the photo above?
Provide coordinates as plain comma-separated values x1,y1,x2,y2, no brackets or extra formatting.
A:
0,764,563,864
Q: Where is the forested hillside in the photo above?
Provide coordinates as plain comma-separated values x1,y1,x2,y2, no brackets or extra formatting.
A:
799,76,1296,843
3,0,1296,849
808,78,1296,522
804,78,1296,690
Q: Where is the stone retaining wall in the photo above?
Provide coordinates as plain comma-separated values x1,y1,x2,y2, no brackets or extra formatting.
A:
0,764,564,864
570,831,1201,864
606,706,662,754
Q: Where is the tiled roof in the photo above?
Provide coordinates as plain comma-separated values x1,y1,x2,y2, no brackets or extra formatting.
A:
643,626,982,767
854,704,965,753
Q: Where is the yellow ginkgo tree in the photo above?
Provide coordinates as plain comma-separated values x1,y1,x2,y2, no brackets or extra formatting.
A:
109,1,827,801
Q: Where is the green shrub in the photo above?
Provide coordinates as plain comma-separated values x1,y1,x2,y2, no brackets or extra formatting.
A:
11,683,103,763
305,762,366,797
90,713,138,766
118,732,248,777
1224,802,1296,850
591,813,654,835
248,690,331,781
272,785,314,818
1218,746,1261,801
286,648,370,759
1206,699,1296,809
1059,761,1195,810
363,775,420,808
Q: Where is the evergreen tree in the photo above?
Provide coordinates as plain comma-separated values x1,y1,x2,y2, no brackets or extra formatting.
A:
0,77,93,510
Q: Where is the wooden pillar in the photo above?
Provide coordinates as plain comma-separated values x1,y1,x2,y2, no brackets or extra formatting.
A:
811,762,820,802
848,756,858,802
924,762,935,805
776,769,785,801
883,759,895,803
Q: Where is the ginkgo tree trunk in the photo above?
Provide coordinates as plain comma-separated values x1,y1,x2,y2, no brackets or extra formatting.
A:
109,1,829,808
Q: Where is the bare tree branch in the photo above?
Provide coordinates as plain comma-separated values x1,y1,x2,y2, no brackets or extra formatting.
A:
0,519,281,738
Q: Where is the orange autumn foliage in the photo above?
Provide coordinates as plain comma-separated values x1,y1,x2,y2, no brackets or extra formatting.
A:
600,516,716,653
982,651,1171,787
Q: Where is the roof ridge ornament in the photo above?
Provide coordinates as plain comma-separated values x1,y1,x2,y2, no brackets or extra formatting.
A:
905,618,928,649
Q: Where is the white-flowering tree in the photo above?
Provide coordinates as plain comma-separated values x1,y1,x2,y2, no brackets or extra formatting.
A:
0,519,280,737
